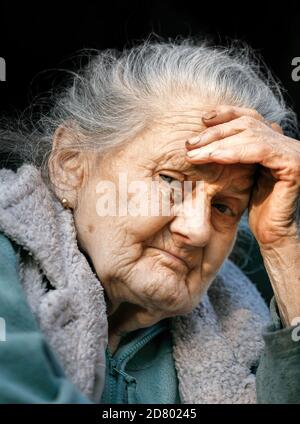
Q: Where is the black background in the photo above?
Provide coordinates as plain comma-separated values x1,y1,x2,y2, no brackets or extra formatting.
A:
0,0,300,116
0,0,300,302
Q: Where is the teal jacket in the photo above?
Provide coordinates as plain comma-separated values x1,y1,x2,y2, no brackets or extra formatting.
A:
0,231,300,404
100,318,181,403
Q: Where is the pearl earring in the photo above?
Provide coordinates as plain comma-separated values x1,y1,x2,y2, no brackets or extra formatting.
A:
61,198,70,209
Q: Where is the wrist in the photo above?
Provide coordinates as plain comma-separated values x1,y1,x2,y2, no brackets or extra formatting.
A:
259,242,300,326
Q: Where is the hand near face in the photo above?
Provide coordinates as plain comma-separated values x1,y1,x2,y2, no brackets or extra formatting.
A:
186,105,300,326
186,105,300,248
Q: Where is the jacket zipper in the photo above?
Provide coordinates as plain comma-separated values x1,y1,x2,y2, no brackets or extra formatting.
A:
107,322,168,403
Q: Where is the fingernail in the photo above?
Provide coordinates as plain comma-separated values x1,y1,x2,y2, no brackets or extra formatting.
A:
202,111,217,120
186,136,202,146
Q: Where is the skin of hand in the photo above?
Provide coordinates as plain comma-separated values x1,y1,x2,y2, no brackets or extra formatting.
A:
186,105,300,327
49,98,257,354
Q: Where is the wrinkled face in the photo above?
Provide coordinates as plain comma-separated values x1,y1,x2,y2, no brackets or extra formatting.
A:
74,104,256,319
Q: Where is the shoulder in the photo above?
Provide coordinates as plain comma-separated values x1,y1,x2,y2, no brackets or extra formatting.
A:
0,232,18,270
0,230,41,332
0,165,41,209
0,231,23,297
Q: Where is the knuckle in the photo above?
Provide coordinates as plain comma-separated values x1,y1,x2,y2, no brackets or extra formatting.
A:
212,126,225,139
271,122,283,134
240,115,256,127
239,106,262,121
248,108,262,120
217,105,236,117
227,106,239,118
205,126,221,140
260,143,272,156
291,160,300,177
240,148,248,161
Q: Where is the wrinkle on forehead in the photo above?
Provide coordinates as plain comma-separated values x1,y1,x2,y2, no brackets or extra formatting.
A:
127,104,256,192
152,107,208,135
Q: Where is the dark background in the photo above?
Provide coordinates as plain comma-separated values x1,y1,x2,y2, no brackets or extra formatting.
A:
1,0,300,115
1,0,300,302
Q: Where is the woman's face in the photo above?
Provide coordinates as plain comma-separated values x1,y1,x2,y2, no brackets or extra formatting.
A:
73,104,256,319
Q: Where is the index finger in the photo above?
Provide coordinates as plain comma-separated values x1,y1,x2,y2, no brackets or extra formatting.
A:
202,105,271,127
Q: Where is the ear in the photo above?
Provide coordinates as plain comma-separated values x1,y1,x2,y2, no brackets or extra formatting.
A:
48,124,87,209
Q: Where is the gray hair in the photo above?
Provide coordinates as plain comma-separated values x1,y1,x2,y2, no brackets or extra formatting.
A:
1,37,298,172
0,37,299,282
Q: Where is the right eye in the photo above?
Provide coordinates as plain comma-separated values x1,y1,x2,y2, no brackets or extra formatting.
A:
158,173,183,207
212,203,235,217
159,174,176,184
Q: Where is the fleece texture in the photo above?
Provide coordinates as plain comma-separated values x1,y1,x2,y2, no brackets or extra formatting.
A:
0,164,270,403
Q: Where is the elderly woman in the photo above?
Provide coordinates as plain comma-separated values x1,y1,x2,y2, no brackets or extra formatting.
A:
0,39,300,404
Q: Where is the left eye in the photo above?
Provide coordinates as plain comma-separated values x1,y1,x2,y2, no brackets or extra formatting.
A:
213,203,234,217
159,174,176,184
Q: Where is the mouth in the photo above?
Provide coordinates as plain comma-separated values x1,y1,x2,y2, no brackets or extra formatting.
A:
147,247,190,270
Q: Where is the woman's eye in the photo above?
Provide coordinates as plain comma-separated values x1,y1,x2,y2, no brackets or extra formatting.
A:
159,174,176,184
213,203,234,217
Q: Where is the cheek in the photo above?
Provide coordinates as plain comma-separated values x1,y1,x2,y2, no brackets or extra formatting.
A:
125,215,171,243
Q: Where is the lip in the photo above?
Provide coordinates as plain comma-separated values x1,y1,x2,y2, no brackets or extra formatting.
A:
148,247,190,269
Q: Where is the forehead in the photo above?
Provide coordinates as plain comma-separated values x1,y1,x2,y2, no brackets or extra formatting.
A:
134,106,256,184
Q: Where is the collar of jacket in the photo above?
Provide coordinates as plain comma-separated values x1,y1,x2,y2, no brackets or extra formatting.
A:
0,164,270,404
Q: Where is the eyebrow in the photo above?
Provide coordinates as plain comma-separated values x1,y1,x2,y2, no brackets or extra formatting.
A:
158,153,255,195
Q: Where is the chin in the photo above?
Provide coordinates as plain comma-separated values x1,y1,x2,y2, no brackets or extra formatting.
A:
129,258,191,312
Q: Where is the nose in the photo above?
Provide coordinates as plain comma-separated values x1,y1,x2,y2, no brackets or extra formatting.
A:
169,181,211,247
